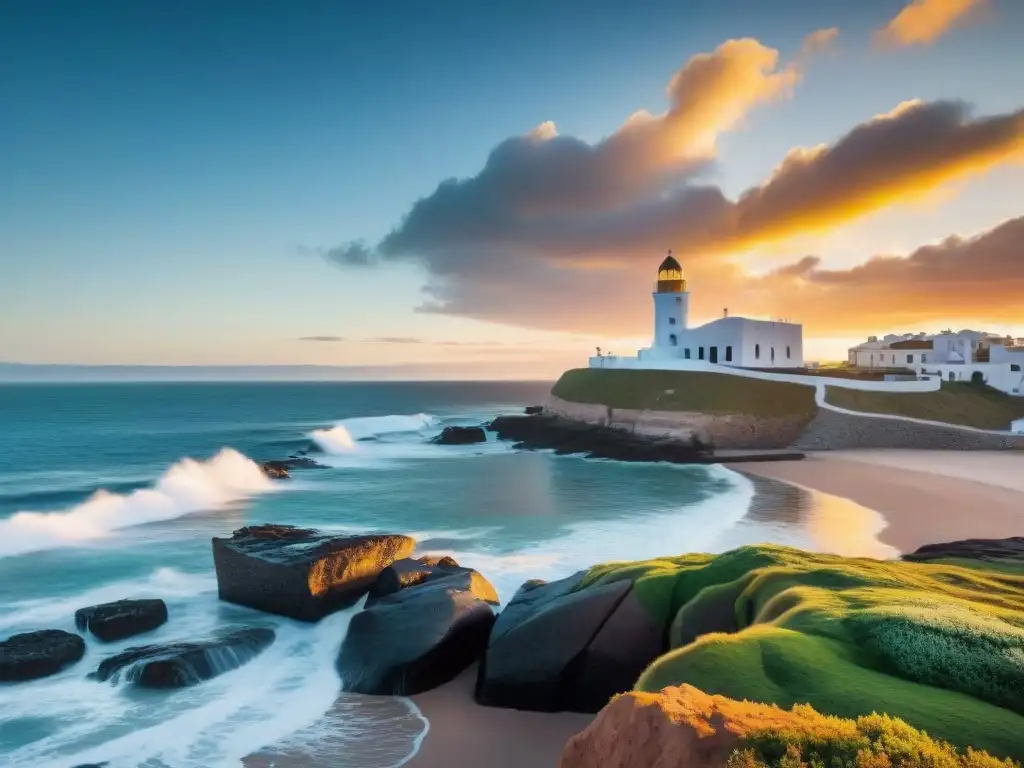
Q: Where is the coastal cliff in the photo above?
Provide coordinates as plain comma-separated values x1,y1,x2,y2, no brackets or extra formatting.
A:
545,368,1024,451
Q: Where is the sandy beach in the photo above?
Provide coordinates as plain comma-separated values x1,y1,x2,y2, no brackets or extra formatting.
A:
730,450,1024,554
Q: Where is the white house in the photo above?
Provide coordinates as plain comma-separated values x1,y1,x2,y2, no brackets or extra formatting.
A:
849,329,1024,395
629,252,804,368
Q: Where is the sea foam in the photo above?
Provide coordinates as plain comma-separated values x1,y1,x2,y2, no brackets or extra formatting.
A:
0,448,276,558
310,413,436,454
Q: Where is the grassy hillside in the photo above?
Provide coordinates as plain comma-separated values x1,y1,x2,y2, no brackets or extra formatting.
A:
551,368,818,420
825,382,1024,430
576,545,1024,759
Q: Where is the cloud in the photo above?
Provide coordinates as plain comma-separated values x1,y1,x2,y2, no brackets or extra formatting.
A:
737,215,1024,333
875,0,986,48
323,240,376,267
363,337,425,344
298,335,344,342
800,27,839,57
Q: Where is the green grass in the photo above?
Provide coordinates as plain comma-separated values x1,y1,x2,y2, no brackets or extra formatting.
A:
551,368,818,420
825,382,1024,430
575,545,1024,759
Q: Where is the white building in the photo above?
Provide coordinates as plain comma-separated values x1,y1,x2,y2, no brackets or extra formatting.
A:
635,252,804,368
849,329,1024,395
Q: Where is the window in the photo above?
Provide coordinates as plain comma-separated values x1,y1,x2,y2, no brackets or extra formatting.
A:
786,346,791,359
1012,364,1021,372
755,344,760,360
922,354,928,363
907,354,914,364
725,346,733,362
669,334,677,346
892,354,896,364
668,317,676,325
771,346,775,363
684,349,691,359
948,371,955,381
698,346,705,360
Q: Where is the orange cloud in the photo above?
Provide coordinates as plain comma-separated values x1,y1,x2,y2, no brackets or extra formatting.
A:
875,0,986,47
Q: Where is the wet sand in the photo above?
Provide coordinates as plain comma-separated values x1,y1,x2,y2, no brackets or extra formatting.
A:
406,665,592,768
729,450,1024,554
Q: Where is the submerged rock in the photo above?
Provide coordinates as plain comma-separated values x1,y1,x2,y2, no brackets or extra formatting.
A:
259,457,328,479
75,599,168,642
488,414,713,463
92,627,275,688
476,572,662,713
0,629,86,682
212,524,415,621
339,559,498,695
432,426,487,445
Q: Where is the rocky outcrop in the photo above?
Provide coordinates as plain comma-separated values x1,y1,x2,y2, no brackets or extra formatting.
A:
524,405,544,415
212,525,415,621
476,573,663,713
791,407,1024,450
0,629,86,682
75,599,168,642
488,414,713,464
903,536,1024,565
560,684,775,768
432,426,487,445
92,627,275,688
338,558,498,695
545,395,812,450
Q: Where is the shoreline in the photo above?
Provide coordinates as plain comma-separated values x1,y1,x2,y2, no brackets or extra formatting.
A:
729,449,1024,554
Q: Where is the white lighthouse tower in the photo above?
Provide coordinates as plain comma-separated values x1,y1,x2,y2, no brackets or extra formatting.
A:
652,250,689,351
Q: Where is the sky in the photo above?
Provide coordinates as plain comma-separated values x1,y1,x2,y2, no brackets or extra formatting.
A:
2,0,1023,378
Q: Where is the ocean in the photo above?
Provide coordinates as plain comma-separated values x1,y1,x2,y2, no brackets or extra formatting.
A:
0,381,892,767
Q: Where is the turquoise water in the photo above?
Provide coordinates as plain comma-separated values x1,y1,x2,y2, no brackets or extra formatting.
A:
0,381,770,766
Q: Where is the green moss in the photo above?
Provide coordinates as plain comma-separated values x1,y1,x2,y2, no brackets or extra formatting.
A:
551,368,818,420
577,545,1024,759
825,381,1024,430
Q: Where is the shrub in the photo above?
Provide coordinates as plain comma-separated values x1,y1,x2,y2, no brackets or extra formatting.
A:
728,710,1019,768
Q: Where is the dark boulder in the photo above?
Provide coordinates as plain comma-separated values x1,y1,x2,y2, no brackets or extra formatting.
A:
476,573,662,713
903,536,1024,565
259,461,291,479
338,561,498,695
212,524,415,621
0,629,86,682
487,415,714,464
367,555,495,605
91,627,275,688
524,405,544,415
75,599,168,642
432,426,487,445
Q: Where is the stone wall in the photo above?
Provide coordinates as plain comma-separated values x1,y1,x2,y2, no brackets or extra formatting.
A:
791,407,1024,450
544,395,810,450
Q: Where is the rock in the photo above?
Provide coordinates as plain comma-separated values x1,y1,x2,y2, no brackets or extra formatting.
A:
524,405,544,415
559,684,753,768
432,426,487,445
212,524,415,621
338,564,498,695
259,457,328,478
488,415,713,464
75,599,168,642
259,461,291,479
0,629,86,682
903,536,1024,565
476,572,662,713
367,555,496,605
91,627,275,688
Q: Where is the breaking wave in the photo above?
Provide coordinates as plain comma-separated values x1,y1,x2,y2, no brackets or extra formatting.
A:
310,413,436,454
0,448,277,559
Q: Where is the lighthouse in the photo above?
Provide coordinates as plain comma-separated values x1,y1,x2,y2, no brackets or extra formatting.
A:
652,250,689,350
